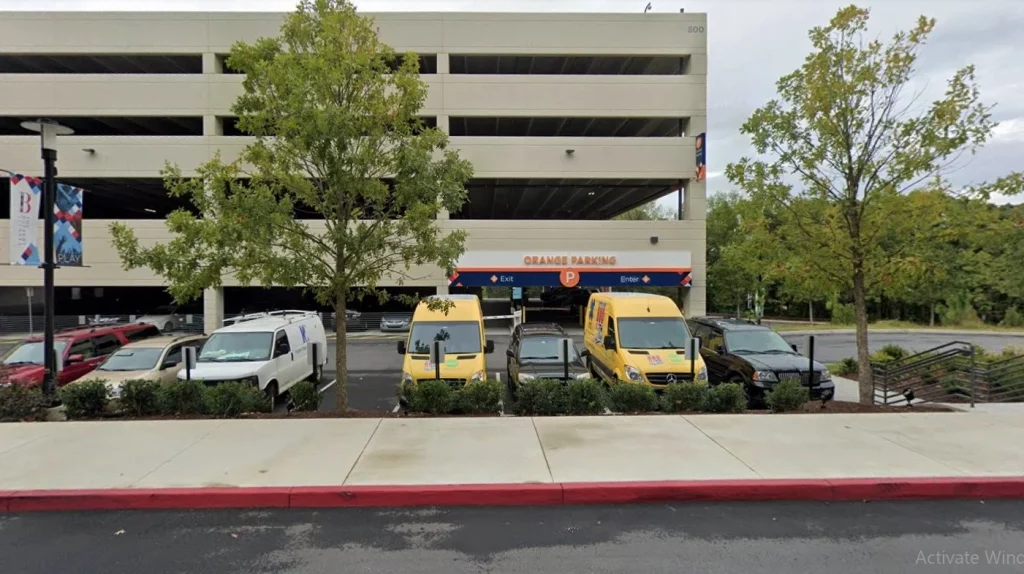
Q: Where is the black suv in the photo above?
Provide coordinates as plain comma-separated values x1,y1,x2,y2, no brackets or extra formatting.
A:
506,323,588,398
687,317,835,406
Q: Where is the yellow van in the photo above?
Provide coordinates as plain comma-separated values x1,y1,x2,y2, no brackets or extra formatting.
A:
398,294,495,387
583,292,708,388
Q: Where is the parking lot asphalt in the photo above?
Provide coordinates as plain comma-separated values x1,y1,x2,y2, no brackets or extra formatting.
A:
3,500,1023,573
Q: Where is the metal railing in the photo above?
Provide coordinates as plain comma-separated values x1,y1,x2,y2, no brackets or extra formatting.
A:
873,341,1024,406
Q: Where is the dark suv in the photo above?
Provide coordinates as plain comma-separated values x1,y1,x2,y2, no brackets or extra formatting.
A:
2,323,162,389
687,317,835,406
506,323,588,397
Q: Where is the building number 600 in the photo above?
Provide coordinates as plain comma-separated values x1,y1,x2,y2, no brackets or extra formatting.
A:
687,25,705,33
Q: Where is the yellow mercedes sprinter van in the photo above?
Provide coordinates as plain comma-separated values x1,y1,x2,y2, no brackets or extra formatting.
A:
398,294,495,387
583,292,708,388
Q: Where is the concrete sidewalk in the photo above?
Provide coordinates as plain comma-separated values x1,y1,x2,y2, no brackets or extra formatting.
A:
2,412,1024,493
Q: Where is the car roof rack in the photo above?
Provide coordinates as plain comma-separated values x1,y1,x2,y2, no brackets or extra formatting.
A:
226,310,318,326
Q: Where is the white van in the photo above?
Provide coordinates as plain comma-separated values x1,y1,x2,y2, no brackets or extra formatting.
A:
178,310,328,400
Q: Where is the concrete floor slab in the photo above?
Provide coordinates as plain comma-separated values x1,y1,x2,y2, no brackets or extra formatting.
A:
534,415,759,482
134,419,381,488
0,420,225,490
345,418,551,486
686,414,965,479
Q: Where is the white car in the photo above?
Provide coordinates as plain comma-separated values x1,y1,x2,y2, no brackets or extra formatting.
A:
136,305,182,332
178,310,328,401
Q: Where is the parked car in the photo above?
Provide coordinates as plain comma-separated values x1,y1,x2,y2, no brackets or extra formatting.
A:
135,304,183,332
345,309,366,332
179,310,328,402
379,314,411,332
687,317,835,407
1,323,162,389
72,334,208,398
506,323,589,397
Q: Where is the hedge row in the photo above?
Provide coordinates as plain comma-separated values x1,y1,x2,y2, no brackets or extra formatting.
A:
0,379,323,421
398,378,808,415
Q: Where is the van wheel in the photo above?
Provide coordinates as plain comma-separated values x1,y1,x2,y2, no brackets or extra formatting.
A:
163,322,173,332
265,381,279,407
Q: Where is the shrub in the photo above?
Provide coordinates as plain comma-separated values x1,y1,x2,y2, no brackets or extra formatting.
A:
0,383,47,422
1001,306,1024,328
205,382,269,417
59,379,109,419
158,380,208,415
835,357,859,376
119,379,161,417
289,381,320,412
608,382,659,413
513,379,568,416
765,380,809,413
662,383,708,412
879,344,909,361
565,378,608,415
826,293,855,325
706,383,747,413
869,351,897,365
458,380,503,414
408,380,457,415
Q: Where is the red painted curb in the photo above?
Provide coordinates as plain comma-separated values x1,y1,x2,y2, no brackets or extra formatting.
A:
2,488,291,512
2,477,1023,512
290,483,563,508
562,479,835,505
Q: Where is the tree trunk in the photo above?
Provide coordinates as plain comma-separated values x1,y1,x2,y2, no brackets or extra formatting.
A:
852,263,874,404
334,293,349,412
736,300,742,319
929,302,936,327
809,301,814,325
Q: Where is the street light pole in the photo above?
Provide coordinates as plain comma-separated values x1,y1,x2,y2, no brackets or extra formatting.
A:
20,119,74,400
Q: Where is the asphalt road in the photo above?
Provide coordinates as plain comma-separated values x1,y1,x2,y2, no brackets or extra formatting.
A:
3,501,1024,573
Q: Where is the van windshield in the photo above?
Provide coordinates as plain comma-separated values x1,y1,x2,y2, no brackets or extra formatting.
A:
199,332,273,362
617,317,691,349
407,321,482,354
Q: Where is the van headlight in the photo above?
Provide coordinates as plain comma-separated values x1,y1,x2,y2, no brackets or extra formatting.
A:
238,376,259,387
753,371,778,383
625,365,644,382
470,370,485,382
696,365,708,383
820,369,832,382
401,371,414,385
518,373,535,383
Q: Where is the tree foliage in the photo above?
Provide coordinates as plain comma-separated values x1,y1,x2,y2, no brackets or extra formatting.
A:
725,5,1019,403
109,0,474,411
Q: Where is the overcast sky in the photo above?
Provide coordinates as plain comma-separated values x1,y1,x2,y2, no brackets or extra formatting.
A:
3,0,1022,205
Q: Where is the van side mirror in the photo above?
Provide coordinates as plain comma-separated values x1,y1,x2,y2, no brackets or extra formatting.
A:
485,340,495,354
397,341,407,355
505,348,515,358
715,345,726,354
67,354,84,365
603,335,616,350
791,343,799,352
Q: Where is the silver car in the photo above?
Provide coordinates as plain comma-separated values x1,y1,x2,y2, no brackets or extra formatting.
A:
379,315,411,332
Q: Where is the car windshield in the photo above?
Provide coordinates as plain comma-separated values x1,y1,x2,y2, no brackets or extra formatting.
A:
2,341,69,366
199,332,273,362
407,321,482,354
520,335,580,362
97,348,163,371
617,317,691,349
724,330,794,354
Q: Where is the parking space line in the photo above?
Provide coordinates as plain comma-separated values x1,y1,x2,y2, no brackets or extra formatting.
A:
318,379,337,394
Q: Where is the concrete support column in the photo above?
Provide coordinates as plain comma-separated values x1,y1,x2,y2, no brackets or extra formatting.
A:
202,53,221,74
203,287,224,333
436,53,449,75
436,284,450,295
204,115,222,136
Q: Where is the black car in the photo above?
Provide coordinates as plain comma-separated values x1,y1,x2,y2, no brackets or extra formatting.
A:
506,323,589,397
687,317,835,406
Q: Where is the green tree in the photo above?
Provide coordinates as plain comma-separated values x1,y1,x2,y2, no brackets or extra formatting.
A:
706,192,754,315
725,5,1016,403
616,201,673,221
109,0,474,411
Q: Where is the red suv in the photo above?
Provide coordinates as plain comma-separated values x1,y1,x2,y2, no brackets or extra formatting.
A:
1,323,162,389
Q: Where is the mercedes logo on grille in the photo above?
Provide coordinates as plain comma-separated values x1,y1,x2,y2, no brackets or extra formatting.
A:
666,374,677,383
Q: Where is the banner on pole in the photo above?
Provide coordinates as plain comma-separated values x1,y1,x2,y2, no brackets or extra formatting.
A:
695,132,706,182
54,183,84,266
8,174,43,265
